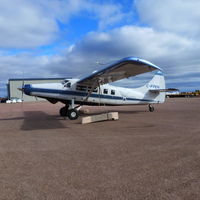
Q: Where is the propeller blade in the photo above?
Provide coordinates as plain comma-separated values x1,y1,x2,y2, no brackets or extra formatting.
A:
18,79,25,103
98,81,101,106
21,89,24,101
17,87,24,92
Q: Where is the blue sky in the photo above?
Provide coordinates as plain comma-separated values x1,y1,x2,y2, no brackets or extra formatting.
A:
0,0,200,97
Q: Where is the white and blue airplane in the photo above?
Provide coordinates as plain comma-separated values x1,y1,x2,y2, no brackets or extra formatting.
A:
19,57,174,120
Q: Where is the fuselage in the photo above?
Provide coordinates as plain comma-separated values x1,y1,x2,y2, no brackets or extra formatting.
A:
23,78,164,106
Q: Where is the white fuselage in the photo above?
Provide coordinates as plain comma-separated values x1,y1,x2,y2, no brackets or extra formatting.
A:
24,77,165,106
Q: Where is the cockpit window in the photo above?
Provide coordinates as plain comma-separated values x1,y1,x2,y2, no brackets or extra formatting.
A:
76,85,98,93
88,87,98,93
62,80,71,88
76,85,87,91
62,79,69,84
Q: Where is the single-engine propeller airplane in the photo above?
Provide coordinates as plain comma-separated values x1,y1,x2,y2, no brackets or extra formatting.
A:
18,57,176,120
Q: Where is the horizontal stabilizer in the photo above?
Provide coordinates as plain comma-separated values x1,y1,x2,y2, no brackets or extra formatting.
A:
150,88,179,93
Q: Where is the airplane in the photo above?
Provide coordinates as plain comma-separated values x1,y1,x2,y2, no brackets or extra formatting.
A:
18,57,176,120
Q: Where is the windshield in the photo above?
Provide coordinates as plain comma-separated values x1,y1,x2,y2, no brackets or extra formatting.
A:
62,79,69,84
62,80,71,88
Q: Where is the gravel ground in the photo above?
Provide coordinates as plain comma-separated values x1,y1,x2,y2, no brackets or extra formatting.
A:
0,98,200,200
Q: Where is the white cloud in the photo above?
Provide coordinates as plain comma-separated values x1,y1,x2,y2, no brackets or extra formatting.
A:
1,0,200,96
0,53,50,79
83,1,130,30
65,26,198,74
0,24,199,93
0,0,129,48
135,0,200,37
50,25,200,91
0,0,59,48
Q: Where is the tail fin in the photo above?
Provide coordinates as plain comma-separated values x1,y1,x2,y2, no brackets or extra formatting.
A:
137,71,166,103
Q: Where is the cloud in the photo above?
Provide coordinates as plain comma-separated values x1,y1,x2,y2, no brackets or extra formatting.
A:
0,0,129,49
0,0,59,48
63,26,199,74
82,1,131,30
50,25,200,90
0,53,52,80
0,22,200,96
1,0,200,96
135,0,200,37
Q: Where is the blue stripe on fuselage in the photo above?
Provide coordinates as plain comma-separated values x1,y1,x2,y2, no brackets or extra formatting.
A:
25,85,154,102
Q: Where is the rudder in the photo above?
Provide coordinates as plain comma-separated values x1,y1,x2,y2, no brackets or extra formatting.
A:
137,71,166,103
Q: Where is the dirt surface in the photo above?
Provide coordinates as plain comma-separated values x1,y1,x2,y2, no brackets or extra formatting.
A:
0,98,200,200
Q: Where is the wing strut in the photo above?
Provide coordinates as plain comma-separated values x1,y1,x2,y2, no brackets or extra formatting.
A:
83,79,102,106
84,80,98,102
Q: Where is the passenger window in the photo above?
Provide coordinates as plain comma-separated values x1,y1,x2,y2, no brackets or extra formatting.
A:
103,89,108,94
93,88,98,93
111,90,115,95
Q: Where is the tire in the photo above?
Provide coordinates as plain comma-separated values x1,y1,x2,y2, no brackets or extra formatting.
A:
67,109,79,120
59,106,68,116
149,105,154,112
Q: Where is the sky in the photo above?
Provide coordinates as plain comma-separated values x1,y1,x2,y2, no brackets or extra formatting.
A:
0,0,200,97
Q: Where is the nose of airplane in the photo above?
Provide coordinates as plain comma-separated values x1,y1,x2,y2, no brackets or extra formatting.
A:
17,84,31,95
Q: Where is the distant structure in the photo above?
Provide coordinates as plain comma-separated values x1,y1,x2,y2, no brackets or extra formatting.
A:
7,78,66,102
166,90,200,98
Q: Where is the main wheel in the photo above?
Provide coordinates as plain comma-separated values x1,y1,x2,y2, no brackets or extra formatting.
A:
59,105,69,117
67,109,79,120
148,105,154,112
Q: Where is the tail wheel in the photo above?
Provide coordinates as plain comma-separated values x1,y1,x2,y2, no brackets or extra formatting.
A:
67,109,79,120
59,105,69,116
149,104,154,112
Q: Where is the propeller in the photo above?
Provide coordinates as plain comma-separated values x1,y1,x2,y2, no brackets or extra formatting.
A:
17,79,25,101
21,79,25,101
98,81,101,106
17,78,25,110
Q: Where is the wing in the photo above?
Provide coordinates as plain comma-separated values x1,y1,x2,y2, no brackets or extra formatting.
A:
77,57,162,87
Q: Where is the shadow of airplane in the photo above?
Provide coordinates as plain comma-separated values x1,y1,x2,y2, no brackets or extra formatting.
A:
0,117,25,121
21,111,66,131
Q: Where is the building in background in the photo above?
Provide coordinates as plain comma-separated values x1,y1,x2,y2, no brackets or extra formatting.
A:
7,78,66,102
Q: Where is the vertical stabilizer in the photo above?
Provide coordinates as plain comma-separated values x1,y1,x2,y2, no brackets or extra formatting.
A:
147,71,166,103
136,71,166,103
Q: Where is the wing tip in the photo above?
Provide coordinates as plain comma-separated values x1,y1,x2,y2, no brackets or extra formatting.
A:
122,57,163,71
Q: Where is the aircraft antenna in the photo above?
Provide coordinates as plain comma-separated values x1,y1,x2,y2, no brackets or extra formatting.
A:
96,59,119,66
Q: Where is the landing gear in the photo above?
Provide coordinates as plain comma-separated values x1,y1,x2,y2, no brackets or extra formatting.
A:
67,109,79,120
59,99,80,120
148,104,154,112
59,105,69,117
